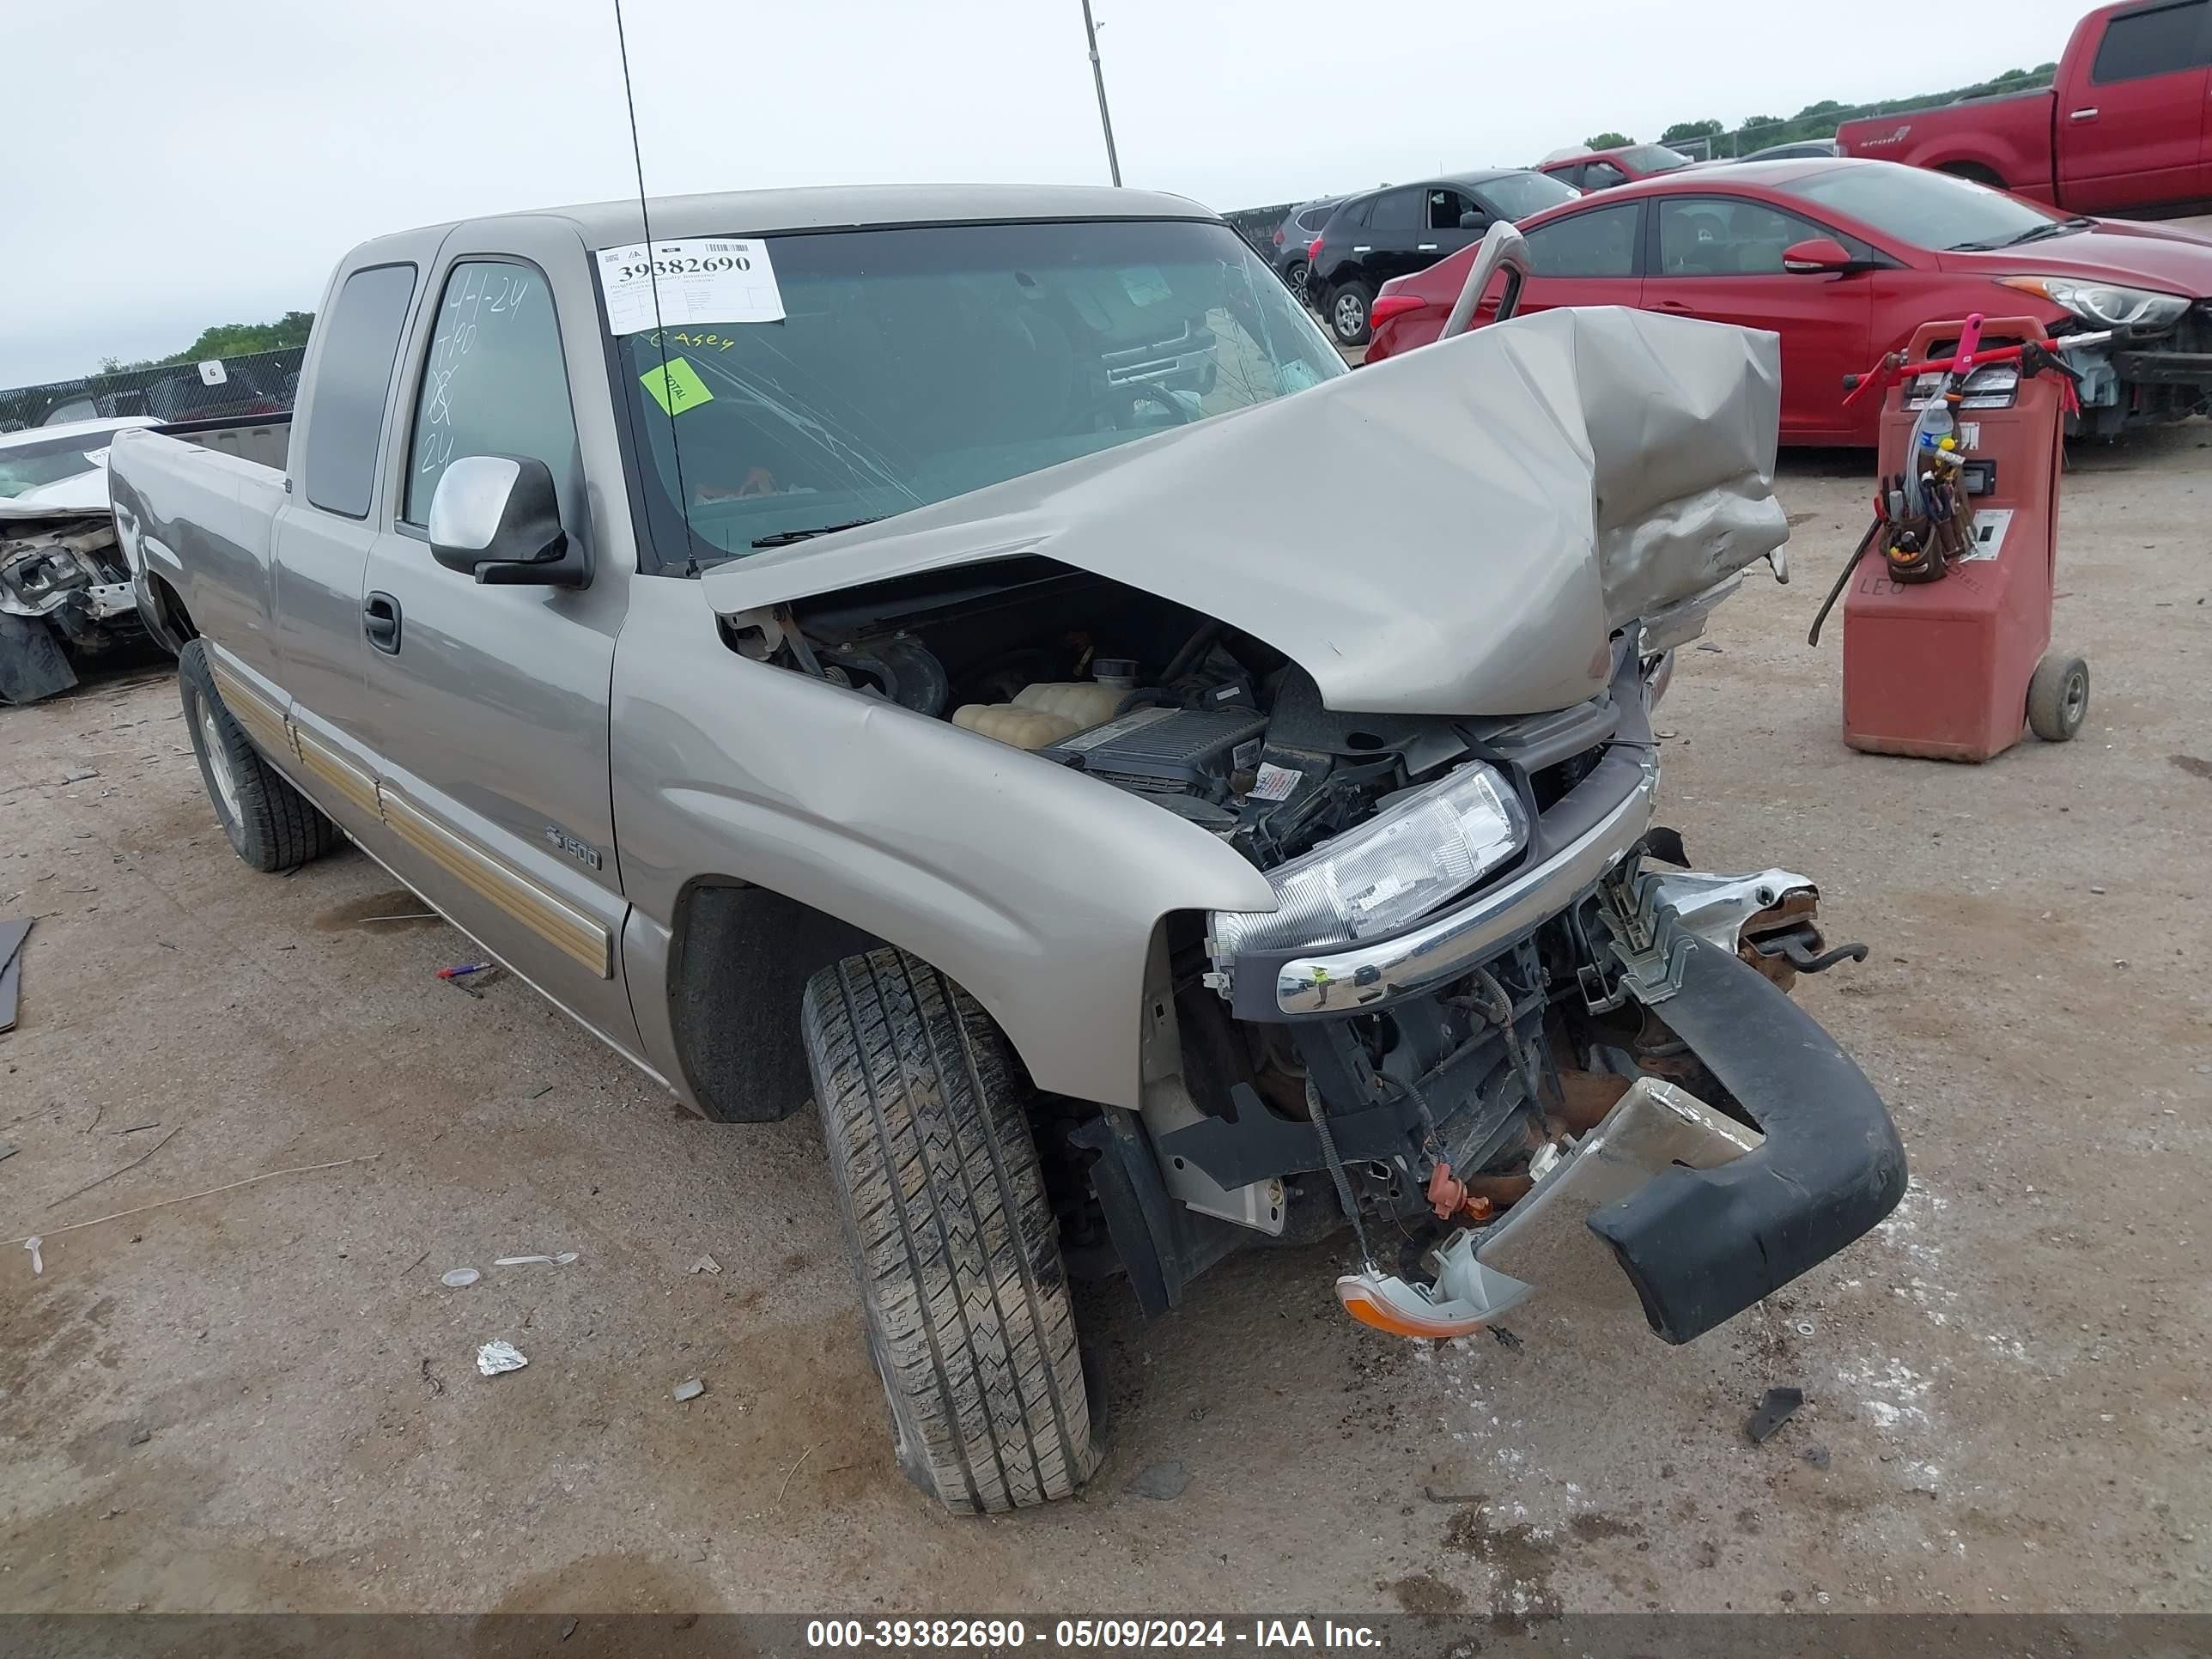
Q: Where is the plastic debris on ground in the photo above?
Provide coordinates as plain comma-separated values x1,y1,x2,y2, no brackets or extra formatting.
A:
24,1236,42,1275
1127,1461,1191,1501
476,1340,529,1376
690,1254,722,1275
441,1268,481,1288
0,917,33,1035
1746,1385,1806,1443
494,1252,579,1267
672,1378,705,1402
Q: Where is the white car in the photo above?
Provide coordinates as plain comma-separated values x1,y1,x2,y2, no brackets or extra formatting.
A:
0,416,161,521
1,416,160,703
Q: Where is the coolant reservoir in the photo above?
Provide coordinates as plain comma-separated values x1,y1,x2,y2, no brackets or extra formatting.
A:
1012,682,1124,729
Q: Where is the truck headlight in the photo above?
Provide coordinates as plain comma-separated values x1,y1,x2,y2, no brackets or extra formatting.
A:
1996,275,2189,331
1209,763,1528,960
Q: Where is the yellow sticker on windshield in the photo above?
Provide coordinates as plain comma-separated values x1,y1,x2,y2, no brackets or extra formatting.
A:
640,356,714,416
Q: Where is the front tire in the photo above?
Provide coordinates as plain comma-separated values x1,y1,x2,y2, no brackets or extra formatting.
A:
179,640,341,872
800,946,1098,1513
1329,280,1373,346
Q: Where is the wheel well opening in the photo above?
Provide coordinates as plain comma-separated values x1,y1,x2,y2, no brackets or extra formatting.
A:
1936,161,2002,186
149,574,198,643
666,879,884,1123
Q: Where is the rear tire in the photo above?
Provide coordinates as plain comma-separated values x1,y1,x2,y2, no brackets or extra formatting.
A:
1329,280,1373,346
179,640,342,872
1285,259,1310,303
2026,652,2088,743
800,946,1098,1513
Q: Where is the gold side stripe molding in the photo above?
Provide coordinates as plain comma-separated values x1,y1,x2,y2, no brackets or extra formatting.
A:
293,727,382,822
203,653,611,983
379,788,613,980
207,659,294,759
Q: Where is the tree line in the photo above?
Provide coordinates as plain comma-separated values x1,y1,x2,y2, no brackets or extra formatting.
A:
1585,63,2058,157
98,312,316,375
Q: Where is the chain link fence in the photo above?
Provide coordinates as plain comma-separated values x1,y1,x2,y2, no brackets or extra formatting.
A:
0,346,306,434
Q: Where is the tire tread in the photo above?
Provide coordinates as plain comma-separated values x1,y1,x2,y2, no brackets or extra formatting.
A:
801,946,1096,1513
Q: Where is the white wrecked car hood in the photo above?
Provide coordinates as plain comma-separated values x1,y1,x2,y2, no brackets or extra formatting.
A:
702,306,1787,717
0,470,113,522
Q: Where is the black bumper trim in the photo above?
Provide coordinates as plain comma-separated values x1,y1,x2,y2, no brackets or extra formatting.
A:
1587,937,1907,1345
2112,349,2212,388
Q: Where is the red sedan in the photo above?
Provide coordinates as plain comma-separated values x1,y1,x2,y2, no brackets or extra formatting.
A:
1364,158,2212,443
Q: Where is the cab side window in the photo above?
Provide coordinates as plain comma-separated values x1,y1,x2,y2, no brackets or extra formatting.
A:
403,260,580,527
2090,0,2210,82
301,263,416,520
1582,161,1630,191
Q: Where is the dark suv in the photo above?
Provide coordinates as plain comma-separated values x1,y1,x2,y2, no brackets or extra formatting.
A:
1307,170,1578,345
1269,197,1344,305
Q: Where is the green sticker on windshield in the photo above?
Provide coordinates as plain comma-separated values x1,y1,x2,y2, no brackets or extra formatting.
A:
640,356,714,416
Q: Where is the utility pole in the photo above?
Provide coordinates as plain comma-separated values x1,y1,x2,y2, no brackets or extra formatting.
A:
1079,0,1122,187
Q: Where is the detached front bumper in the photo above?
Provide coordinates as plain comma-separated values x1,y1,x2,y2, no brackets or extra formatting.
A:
1583,935,1905,1341
1357,935,1906,1345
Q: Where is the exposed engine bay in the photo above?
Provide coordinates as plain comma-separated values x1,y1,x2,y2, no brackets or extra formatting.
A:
742,554,1516,865
739,550,1884,1341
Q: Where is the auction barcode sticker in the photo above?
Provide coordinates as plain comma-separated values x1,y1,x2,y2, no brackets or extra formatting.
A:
596,238,785,336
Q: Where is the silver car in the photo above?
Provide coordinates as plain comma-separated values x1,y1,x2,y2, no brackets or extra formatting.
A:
108,187,1905,1513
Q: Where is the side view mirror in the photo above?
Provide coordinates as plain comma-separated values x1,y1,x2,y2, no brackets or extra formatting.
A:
1782,236,1856,275
428,454,590,587
1458,211,1486,230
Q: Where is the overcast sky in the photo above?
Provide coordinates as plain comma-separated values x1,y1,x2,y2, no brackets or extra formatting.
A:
2,0,2091,385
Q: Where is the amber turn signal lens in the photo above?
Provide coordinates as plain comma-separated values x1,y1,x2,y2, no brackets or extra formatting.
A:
1334,1273,1488,1340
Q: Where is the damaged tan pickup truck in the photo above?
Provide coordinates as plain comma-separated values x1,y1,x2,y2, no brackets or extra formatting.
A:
106,185,1905,1512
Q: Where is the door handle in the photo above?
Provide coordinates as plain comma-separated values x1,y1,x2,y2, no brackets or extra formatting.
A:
1656,299,1697,312
2068,106,2099,121
363,591,402,654
1417,243,1439,252
1352,245,1371,253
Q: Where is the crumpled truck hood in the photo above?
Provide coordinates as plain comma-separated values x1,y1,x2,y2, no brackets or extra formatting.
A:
702,305,1788,717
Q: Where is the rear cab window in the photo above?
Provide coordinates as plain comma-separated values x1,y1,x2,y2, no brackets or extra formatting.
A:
2090,0,2211,82
300,264,416,519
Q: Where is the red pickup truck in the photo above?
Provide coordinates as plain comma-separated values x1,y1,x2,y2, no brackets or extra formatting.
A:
1837,0,2212,214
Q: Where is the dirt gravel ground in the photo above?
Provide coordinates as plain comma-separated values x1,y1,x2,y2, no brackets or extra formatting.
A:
0,422,2207,1620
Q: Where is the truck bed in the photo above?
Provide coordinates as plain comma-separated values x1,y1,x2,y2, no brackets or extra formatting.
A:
1837,87,2056,195
155,412,292,473
106,415,295,653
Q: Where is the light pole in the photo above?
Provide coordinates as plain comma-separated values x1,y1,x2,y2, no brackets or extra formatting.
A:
1079,0,1122,187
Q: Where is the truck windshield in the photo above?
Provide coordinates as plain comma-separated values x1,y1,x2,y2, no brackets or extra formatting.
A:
1777,165,2060,251
612,218,1344,567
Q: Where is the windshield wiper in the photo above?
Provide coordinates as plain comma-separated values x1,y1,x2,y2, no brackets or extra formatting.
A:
750,516,883,549
2004,215,2096,246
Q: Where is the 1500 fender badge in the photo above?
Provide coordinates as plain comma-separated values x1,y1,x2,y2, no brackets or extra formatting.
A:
544,824,602,870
